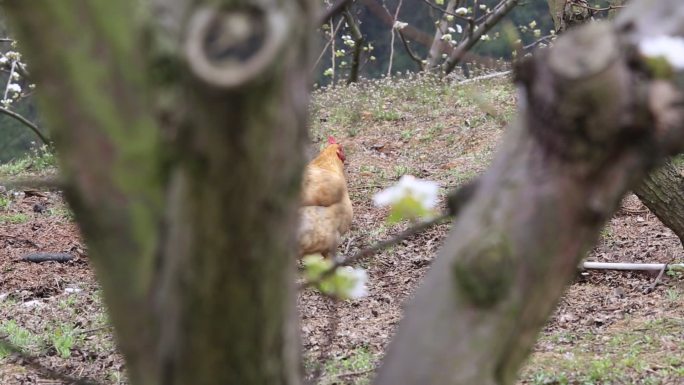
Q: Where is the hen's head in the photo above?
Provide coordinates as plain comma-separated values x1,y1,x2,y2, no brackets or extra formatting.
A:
328,136,346,162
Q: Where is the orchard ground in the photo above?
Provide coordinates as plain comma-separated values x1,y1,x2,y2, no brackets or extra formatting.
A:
0,75,682,385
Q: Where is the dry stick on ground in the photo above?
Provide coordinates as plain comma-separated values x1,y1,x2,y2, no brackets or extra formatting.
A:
0,339,101,385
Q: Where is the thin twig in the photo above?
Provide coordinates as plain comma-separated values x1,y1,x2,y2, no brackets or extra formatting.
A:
323,367,376,381
75,325,113,336
0,106,51,145
443,0,520,75
522,34,554,51
570,1,625,12
313,19,345,71
0,338,101,385
645,266,666,294
3,59,16,101
386,0,403,76
420,0,470,21
300,213,451,290
317,0,354,25
398,31,425,68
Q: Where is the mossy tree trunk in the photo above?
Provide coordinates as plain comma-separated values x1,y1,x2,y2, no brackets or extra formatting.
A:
376,2,684,384
548,0,684,247
1,1,312,384
2,1,684,385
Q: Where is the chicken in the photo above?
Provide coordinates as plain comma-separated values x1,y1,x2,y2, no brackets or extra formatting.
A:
298,136,353,258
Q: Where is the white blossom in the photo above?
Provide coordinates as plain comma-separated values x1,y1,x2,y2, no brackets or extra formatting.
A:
373,175,440,210
441,34,453,41
338,266,368,299
393,21,408,30
455,7,468,15
0,56,7,65
479,4,487,10
7,83,21,93
455,24,463,34
639,35,684,69
448,27,456,33
480,34,491,41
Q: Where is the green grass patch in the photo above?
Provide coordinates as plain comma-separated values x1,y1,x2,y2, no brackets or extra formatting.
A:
0,213,29,224
321,346,375,385
0,145,57,177
522,317,684,384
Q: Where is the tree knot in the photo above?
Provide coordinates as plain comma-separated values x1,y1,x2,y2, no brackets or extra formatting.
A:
184,5,288,88
451,233,514,308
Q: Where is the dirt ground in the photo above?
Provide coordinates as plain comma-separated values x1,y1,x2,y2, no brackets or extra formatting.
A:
1,76,683,384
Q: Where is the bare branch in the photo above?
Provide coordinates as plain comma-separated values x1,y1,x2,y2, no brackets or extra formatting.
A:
398,30,425,69
0,106,50,146
313,18,345,70
317,0,354,25
420,0,470,21
343,6,364,84
442,0,520,75
386,0,403,76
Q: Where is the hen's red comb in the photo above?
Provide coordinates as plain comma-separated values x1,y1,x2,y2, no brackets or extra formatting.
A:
328,136,337,144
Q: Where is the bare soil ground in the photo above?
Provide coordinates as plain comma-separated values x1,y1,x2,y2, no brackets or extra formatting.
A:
1,76,682,384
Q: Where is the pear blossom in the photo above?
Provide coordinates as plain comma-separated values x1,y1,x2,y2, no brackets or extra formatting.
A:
337,266,368,299
373,175,440,210
455,7,468,15
639,35,684,69
455,24,463,34
393,21,408,30
7,83,21,93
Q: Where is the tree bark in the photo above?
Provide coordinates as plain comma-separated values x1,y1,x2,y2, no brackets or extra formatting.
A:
2,1,313,384
376,2,684,383
633,156,684,246
548,0,684,248
426,0,458,70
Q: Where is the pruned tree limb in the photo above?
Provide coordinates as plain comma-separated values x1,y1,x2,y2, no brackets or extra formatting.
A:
376,1,684,383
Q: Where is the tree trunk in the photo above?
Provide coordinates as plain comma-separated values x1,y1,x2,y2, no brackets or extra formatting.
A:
1,1,313,384
376,2,684,383
548,0,684,248
633,156,684,246
426,0,458,70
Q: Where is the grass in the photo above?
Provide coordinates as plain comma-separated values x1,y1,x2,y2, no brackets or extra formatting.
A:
0,144,56,177
521,317,684,384
320,347,375,385
0,320,43,358
0,212,29,224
